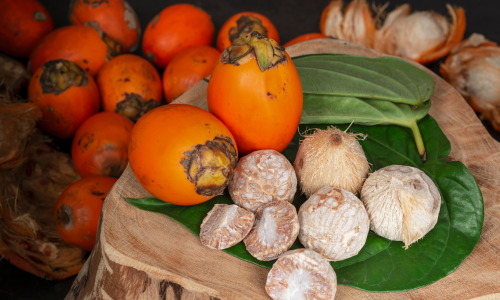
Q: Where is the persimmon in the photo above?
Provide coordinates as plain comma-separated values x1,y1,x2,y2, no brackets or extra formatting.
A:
128,104,238,206
142,4,215,68
55,176,117,252
28,59,100,139
0,0,54,58
207,32,303,155
217,12,280,52
97,54,162,122
163,46,220,103
283,33,330,47
29,25,120,77
72,112,134,178
69,0,141,53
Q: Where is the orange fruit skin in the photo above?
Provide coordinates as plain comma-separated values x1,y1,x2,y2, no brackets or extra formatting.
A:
54,176,117,252
0,0,54,58
128,104,237,206
142,4,215,69
29,25,109,77
28,62,100,139
97,54,162,113
163,46,221,103
207,53,303,155
217,12,280,52
70,0,140,53
72,112,134,178
283,33,329,48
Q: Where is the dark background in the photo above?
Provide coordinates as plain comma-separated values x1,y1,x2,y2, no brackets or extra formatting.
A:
1,0,498,299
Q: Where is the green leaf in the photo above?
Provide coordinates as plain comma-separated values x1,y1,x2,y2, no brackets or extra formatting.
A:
293,54,434,106
301,95,430,156
127,116,483,292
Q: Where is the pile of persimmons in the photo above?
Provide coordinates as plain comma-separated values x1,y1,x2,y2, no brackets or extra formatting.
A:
0,0,323,254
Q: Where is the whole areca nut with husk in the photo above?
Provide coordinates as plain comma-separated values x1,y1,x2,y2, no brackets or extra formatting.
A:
294,126,369,198
229,149,297,213
440,33,500,130
200,204,255,250
320,0,466,65
298,187,369,261
244,200,299,261
266,249,337,300
360,165,441,249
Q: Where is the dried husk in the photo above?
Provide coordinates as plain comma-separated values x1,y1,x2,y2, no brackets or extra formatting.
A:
0,95,85,280
0,134,85,279
320,0,376,48
293,126,369,197
0,96,42,169
440,33,500,130
320,0,466,64
0,54,31,94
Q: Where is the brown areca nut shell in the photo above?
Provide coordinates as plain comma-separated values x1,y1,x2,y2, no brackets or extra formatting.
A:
360,165,441,249
69,0,141,53
29,25,120,77
200,204,255,250
229,150,297,213
298,187,369,261
243,200,299,261
97,54,162,122
266,249,337,300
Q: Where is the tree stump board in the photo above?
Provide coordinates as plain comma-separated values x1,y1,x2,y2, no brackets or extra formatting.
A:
65,39,500,300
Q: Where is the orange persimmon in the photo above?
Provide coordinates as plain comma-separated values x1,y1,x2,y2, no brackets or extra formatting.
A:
28,59,100,139
72,112,134,178
55,176,117,252
142,4,214,68
208,32,303,155
69,0,141,53
128,104,238,206
217,12,280,52
0,0,54,57
29,25,120,77
0,0,54,58
97,54,162,122
283,33,330,47
163,46,220,103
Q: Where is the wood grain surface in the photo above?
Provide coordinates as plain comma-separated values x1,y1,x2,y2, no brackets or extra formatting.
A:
65,39,500,300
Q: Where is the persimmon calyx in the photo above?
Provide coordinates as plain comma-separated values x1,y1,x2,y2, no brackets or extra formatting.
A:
221,31,287,72
56,204,73,230
115,93,159,123
40,60,88,95
181,136,237,197
84,21,121,61
229,15,268,43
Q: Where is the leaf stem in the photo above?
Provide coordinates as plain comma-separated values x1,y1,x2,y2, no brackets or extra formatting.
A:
410,122,426,161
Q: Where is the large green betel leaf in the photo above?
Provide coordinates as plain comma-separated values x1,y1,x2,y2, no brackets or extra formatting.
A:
294,54,435,158
293,54,434,106
127,115,483,292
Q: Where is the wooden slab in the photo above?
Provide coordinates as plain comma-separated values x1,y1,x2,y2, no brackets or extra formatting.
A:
65,39,500,300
